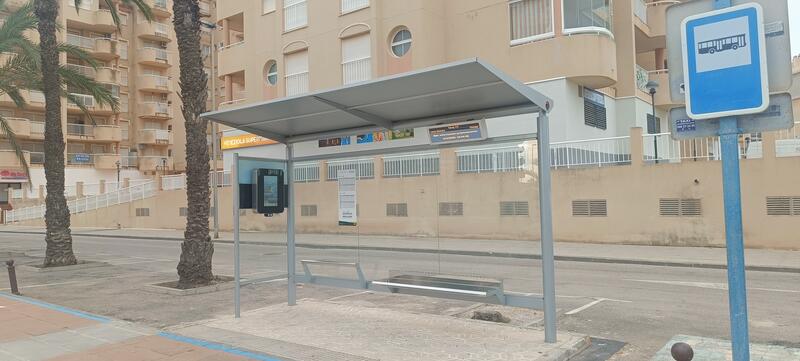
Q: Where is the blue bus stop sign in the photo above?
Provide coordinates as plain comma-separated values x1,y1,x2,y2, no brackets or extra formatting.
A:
681,3,768,120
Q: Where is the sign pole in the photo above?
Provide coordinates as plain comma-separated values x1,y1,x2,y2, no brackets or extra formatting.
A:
286,144,297,306
712,1,749,359
718,117,750,360
232,152,241,318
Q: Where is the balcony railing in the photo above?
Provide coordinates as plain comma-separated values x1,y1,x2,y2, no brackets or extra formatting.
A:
562,0,613,36
120,155,137,167
774,122,800,158
68,93,95,108
635,65,649,92
219,40,244,51
144,101,170,115
66,123,94,137
456,146,527,173
342,57,371,85
383,152,440,177
66,34,96,49
341,0,368,13
284,0,307,32
326,158,374,180
550,136,631,169
65,63,96,78
141,74,170,89
29,121,44,135
294,162,320,182
285,72,309,96
642,131,767,163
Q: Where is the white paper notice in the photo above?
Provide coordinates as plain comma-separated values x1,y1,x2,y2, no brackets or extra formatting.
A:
337,169,357,226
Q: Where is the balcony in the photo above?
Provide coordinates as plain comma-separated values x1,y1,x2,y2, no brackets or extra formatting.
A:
65,64,118,84
648,69,677,108
66,93,114,114
216,41,246,75
144,0,172,18
219,91,246,109
65,153,121,168
66,123,122,142
0,150,29,168
137,74,172,93
646,1,680,38
135,21,171,42
138,47,171,68
138,102,172,119
65,7,117,33
138,156,173,171
66,35,120,60
3,117,31,138
138,129,173,145
0,89,45,109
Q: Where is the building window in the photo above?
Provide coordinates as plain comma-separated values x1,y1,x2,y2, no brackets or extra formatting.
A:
263,0,275,14
659,198,702,217
301,205,317,216
766,197,800,216
342,33,371,84
500,201,529,216
285,50,309,96
562,0,613,35
582,87,607,130
509,0,553,45
647,114,661,134
439,202,464,216
136,208,150,217
386,203,408,217
383,152,439,177
572,200,607,217
326,158,374,180
284,0,307,32
390,28,411,57
265,61,278,85
341,0,369,14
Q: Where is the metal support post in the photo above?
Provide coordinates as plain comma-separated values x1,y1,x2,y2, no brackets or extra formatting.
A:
232,153,241,318
210,25,220,240
6,260,19,295
536,111,557,343
719,117,750,360
286,144,297,306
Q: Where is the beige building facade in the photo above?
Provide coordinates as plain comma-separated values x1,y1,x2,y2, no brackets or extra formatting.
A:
0,0,216,206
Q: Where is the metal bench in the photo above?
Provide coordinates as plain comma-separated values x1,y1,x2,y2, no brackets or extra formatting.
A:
371,273,506,304
299,260,367,289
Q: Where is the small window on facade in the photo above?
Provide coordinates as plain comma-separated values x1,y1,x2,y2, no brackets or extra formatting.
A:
390,28,411,57
438,202,463,216
136,208,150,217
572,200,607,217
582,87,607,130
500,201,529,216
265,61,278,85
647,114,661,134
301,205,317,216
386,203,408,217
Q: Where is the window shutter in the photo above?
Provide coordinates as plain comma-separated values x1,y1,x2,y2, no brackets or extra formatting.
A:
342,34,370,63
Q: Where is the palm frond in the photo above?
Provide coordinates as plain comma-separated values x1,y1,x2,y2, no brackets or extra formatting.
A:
0,114,31,183
58,43,99,69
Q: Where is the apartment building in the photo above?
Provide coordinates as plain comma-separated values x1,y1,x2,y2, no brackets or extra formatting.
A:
0,0,216,204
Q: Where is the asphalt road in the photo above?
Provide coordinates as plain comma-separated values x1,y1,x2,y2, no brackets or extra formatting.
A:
1,232,798,360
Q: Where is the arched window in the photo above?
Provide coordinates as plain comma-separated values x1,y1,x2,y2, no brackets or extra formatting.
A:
390,28,411,57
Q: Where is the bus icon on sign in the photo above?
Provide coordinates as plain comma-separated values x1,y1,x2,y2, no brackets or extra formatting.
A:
698,34,746,54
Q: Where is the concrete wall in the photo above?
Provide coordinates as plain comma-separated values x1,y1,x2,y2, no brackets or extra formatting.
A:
18,128,800,250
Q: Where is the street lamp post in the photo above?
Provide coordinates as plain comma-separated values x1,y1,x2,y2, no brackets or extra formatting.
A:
115,160,120,183
202,20,220,239
646,80,660,164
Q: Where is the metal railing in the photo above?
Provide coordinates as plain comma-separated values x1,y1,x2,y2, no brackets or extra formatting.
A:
66,123,94,137
65,63,96,78
162,174,185,190
142,46,169,61
66,34,95,50
642,132,766,163
327,158,374,180
456,146,527,173
774,122,800,158
550,136,631,169
284,0,307,31
634,0,648,23
635,64,649,92
154,22,170,37
219,40,245,51
120,155,137,167
341,0,368,13
285,72,309,96
68,93,95,108
294,162,320,182
142,74,170,88
83,183,100,196
142,101,171,116
342,57,371,85
29,152,44,164
30,121,44,135
383,152,440,177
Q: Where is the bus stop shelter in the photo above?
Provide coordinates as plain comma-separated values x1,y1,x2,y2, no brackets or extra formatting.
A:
201,58,559,342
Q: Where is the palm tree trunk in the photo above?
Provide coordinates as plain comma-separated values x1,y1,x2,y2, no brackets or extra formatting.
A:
173,0,213,287
36,0,76,267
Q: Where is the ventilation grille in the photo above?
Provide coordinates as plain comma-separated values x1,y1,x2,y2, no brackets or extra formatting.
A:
659,198,702,217
386,203,408,217
500,201,529,216
766,197,800,216
572,200,607,217
135,208,150,217
301,205,318,217
438,202,463,216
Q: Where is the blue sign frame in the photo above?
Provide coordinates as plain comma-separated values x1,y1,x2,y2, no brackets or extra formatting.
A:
681,3,768,119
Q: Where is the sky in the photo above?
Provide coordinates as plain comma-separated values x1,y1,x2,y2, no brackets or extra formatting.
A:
791,0,800,56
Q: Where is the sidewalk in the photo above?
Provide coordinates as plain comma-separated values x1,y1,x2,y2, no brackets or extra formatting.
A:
1,225,798,273
0,292,281,361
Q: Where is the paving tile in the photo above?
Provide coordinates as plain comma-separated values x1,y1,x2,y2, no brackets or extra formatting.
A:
33,328,108,352
0,339,71,361
127,336,196,357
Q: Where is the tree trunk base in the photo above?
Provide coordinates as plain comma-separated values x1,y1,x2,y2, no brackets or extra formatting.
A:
43,231,77,267
176,236,215,288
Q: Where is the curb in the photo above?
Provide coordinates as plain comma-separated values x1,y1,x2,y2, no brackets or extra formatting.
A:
2,230,799,274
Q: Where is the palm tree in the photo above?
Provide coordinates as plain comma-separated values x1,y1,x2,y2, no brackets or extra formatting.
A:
33,0,150,267
173,0,213,287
